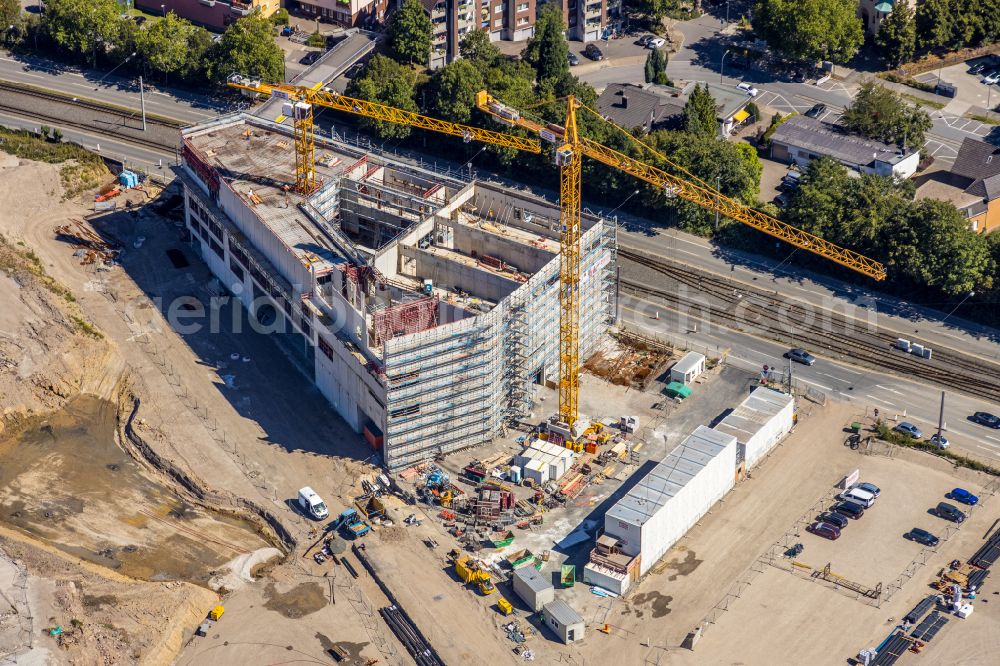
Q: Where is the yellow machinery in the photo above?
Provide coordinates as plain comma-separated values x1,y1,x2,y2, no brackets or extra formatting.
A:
453,553,496,595
497,596,514,615
225,75,886,433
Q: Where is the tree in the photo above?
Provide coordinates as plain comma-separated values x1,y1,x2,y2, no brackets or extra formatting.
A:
136,12,192,83
752,0,863,63
875,4,916,67
841,81,931,148
43,0,126,65
460,29,500,66
641,130,762,233
915,0,953,49
640,0,680,22
645,48,669,84
388,0,433,66
523,3,569,85
347,55,419,139
425,60,485,124
0,0,18,33
205,14,283,86
682,84,717,137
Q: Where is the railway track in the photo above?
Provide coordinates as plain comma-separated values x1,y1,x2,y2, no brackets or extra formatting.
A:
619,248,1000,403
0,80,180,153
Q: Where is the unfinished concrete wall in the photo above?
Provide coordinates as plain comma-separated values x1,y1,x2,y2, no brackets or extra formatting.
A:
441,220,554,274
398,245,521,303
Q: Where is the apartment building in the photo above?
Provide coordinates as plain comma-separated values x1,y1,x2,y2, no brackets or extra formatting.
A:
178,113,617,470
297,0,390,29
135,0,278,31
424,0,536,68
560,0,606,42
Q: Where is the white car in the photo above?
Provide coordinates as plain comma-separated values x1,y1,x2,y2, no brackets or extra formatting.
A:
983,71,1000,85
646,37,666,49
736,82,759,97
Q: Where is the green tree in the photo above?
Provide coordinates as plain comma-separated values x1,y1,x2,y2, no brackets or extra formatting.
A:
915,0,953,49
752,0,863,63
841,81,931,148
43,0,126,65
640,0,680,22
644,51,656,84
388,0,433,65
460,29,501,66
641,130,762,233
0,0,19,35
347,55,419,139
682,83,717,137
523,3,569,84
136,12,192,84
875,4,916,67
645,47,669,84
425,59,485,123
205,14,284,85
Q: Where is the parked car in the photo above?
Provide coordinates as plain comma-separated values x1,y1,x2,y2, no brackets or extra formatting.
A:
841,487,876,508
948,488,979,505
584,44,604,61
969,62,986,75
894,422,923,439
971,411,1000,428
736,82,759,97
855,482,881,498
784,348,816,365
804,103,826,118
934,501,966,523
982,70,1000,85
637,34,654,47
906,528,940,547
646,37,666,49
833,500,865,519
567,52,579,66
773,192,791,207
817,511,849,529
929,433,950,449
806,521,841,540
300,51,321,65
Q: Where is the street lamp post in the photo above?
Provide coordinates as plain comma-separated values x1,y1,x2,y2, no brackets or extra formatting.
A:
720,49,731,82
160,4,166,17
941,291,975,324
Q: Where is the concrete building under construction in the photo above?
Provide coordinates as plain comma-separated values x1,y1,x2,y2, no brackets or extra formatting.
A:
178,114,617,470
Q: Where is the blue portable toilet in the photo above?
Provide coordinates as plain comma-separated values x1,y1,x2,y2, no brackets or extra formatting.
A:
118,170,140,189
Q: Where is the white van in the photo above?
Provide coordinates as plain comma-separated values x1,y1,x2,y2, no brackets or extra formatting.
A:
841,487,876,508
297,487,329,520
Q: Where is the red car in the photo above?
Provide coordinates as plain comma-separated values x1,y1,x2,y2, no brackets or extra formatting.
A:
806,521,841,540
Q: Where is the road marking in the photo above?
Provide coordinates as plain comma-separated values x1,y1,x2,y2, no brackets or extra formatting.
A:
977,446,1000,458
838,366,864,376
865,394,896,407
838,391,855,400
987,435,1000,442
819,372,851,383
799,378,833,391
874,384,904,395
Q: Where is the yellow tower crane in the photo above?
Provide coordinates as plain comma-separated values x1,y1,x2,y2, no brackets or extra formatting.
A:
225,75,886,435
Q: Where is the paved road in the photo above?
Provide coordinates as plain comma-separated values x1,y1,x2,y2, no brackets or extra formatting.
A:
575,12,996,164
616,224,1000,363
619,293,1000,465
0,52,225,125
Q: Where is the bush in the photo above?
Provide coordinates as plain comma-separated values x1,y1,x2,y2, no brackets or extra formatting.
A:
746,101,760,122
306,31,326,48
271,8,290,26
880,71,935,93
875,422,1000,476
761,111,795,146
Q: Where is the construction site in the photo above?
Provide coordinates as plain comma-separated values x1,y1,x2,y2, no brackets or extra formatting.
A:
3,75,1000,666
180,112,616,470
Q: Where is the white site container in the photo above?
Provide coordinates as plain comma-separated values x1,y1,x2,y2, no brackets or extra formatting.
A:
714,387,795,470
524,459,548,485
604,426,737,576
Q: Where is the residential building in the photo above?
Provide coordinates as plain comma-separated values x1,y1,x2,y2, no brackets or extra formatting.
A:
179,113,616,471
559,0,606,42
135,0,278,31
297,0,390,28
770,115,920,179
595,83,684,133
424,0,536,69
858,0,916,36
596,81,753,136
948,137,1000,233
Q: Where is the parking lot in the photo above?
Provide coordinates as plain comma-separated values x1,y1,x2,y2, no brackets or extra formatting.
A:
913,56,1000,118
